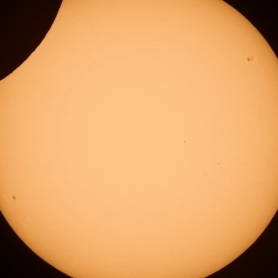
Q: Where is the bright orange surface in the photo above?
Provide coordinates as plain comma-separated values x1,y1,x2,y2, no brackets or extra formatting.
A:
0,1,278,277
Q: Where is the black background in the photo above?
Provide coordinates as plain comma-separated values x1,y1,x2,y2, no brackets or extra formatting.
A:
0,0,277,277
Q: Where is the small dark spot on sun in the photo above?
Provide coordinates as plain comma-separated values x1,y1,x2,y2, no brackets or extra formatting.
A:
12,195,16,200
247,56,254,62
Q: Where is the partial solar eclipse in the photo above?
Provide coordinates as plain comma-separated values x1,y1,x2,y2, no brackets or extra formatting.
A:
0,1,278,277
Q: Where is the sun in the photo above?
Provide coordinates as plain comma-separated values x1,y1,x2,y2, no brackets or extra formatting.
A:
0,1,278,277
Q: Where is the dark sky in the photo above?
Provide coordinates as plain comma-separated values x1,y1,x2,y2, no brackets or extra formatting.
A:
0,0,277,277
